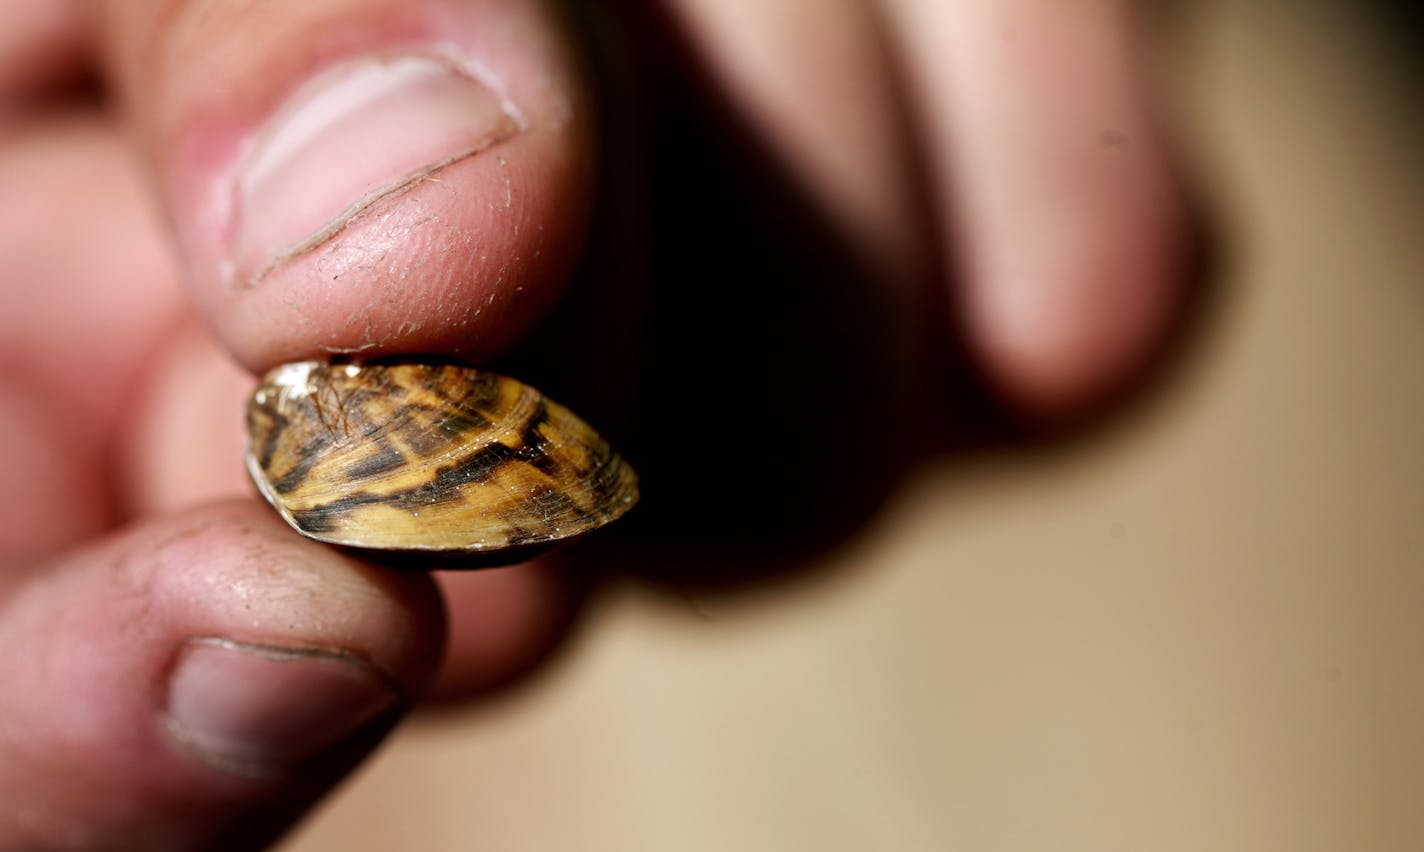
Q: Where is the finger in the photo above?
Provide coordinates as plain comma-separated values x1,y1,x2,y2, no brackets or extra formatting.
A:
0,115,181,560
0,114,185,450
656,0,926,281
885,0,1190,417
96,0,591,370
0,501,444,851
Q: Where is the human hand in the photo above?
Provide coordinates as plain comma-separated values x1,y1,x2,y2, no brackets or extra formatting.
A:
0,0,1191,849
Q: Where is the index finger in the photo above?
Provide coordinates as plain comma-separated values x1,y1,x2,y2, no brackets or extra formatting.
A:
98,0,592,370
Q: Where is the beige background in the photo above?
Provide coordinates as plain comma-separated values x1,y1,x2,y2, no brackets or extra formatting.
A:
285,3,1424,850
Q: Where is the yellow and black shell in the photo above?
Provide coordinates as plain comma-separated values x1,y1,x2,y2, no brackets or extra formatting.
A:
244,360,638,561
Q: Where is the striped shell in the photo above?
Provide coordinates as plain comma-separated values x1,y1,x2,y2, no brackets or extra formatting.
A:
244,361,638,560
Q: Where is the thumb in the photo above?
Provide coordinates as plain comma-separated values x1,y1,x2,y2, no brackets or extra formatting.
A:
0,501,444,852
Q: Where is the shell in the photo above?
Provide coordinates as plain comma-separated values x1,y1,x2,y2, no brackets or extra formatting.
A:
244,360,638,560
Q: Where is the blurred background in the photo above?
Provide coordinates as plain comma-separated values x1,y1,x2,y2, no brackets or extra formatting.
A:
287,2,1424,849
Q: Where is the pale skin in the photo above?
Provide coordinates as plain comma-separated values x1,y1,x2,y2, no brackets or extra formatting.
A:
0,0,1188,848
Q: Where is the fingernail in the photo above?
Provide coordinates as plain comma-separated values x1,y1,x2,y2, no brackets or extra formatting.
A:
165,637,400,777
230,52,521,288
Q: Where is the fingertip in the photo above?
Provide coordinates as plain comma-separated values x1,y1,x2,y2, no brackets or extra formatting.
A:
965,183,1188,420
104,0,591,370
430,559,587,702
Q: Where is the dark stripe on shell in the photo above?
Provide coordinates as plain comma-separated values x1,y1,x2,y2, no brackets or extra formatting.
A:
252,410,288,470
405,441,520,505
342,441,407,481
290,491,385,533
270,441,325,495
